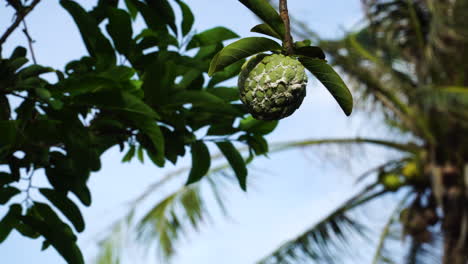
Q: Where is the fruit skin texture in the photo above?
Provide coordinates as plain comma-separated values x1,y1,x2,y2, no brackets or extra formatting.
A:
238,53,308,120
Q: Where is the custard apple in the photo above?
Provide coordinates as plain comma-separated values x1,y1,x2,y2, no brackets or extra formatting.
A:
238,53,308,120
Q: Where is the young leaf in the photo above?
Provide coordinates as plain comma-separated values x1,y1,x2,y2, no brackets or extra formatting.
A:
208,37,281,76
39,188,85,233
294,46,326,60
186,141,211,184
186,27,239,50
299,57,353,116
251,24,282,40
239,0,285,39
176,0,194,36
215,142,248,191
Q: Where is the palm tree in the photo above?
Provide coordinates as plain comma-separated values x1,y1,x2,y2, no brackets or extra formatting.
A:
96,1,468,263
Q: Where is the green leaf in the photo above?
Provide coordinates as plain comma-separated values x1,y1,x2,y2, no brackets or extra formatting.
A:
299,57,353,116
75,90,161,119
247,135,269,155
124,0,138,19
176,0,194,36
239,116,278,135
0,204,21,243
9,46,27,60
39,188,85,232
18,65,54,78
22,203,84,264
106,8,133,55
137,120,165,167
294,46,326,60
186,141,211,184
0,172,16,186
215,142,248,191
250,23,282,40
137,145,145,163
0,187,20,204
169,90,242,115
186,27,239,50
239,0,285,39
206,87,240,102
142,57,177,107
294,40,312,48
208,59,245,87
9,57,28,71
208,37,281,76
60,0,116,70
145,0,177,36
122,145,136,162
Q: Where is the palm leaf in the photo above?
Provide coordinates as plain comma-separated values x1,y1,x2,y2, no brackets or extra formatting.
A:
257,183,386,264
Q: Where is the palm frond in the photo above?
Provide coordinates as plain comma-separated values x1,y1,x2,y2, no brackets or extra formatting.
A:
257,183,386,264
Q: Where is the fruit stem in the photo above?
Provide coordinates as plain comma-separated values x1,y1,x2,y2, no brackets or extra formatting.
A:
279,0,294,55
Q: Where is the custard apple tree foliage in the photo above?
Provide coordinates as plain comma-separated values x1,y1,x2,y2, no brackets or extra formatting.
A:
209,0,353,118
0,0,278,263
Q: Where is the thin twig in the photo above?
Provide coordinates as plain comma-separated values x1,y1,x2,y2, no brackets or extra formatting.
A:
0,0,41,48
22,19,37,64
279,0,294,55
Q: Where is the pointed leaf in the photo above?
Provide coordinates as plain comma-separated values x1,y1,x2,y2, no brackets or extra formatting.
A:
251,23,282,40
215,142,248,190
239,0,285,39
186,27,239,50
186,141,211,184
208,37,281,76
239,116,278,135
208,59,245,87
176,0,194,36
299,57,353,116
39,188,85,232
124,0,138,19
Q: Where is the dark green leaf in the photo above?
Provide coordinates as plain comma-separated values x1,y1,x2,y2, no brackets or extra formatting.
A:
9,46,27,60
239,116,278,135
0,172,16,186
176,0,194,36
215,142,248,190
137,145,145,163
137,120,165,167
208,37,281,76
145,0,177,35
0,187,20,204
41,240,51,251
39,188,85,232
207,123,238,135
142,57,177,107
247,135,269,155
187,27,239,50
206,87,240,102
22,203,84,264
60,0,116,70
9,57,28,71
299,57,353,116
294,46,326,60
239,0,285,39
124,0,138,19
251,23,282,40
186,141,211,184
208,59,245,87
169,90,242,115
0,204,21,243
106,8,133,55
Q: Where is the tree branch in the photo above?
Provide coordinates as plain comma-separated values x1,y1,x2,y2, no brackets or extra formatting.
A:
279,0,294,55
0,0,41,49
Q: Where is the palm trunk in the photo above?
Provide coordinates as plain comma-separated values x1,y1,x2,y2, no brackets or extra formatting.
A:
441,164,468,264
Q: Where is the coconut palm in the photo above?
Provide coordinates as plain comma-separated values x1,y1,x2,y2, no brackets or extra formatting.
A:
96,1,468,263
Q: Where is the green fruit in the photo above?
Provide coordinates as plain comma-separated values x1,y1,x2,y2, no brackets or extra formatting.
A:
380,173,404,191
402,162,419,181
238,53,308,120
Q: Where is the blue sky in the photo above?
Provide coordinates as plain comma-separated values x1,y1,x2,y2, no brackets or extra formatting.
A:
0,1,396,263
